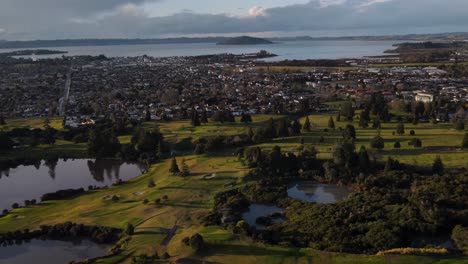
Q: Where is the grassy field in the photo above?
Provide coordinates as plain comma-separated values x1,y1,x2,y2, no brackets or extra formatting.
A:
0,117,64,131
294,114,467,168
1,153,464,264
0,115,467,263
255,66,358,72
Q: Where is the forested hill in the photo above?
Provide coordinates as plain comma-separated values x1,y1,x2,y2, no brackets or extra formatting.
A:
217,36,274,45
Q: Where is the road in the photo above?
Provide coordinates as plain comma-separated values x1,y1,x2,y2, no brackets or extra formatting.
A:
58,72,71,116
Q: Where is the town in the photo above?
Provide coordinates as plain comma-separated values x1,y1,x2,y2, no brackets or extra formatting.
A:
1,53,467,128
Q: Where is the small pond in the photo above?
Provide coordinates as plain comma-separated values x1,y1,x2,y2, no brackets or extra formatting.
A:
0,239,110,264
288,182,351,204
242,204,284,230
0,159,145,210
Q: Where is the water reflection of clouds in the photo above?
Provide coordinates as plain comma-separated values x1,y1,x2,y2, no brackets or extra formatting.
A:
288,182,351,204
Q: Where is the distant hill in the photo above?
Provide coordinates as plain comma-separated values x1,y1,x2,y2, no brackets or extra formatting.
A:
217,36,273,45
0,32,467,49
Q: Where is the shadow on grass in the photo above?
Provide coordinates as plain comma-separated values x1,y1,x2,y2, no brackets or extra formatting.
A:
176,257,221,264
202,243,308,258
133,230,166,236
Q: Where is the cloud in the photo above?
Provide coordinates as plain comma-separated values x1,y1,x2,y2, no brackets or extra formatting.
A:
248,6,266,17
118,3,143,17
1,0,468,40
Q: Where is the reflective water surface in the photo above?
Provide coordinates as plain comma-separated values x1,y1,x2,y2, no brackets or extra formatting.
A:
0,239,110,264
0,159,145,210
288,182,351,204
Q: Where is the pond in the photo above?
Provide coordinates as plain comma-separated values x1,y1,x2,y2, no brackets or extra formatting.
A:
242,204,284,230
0,159,145,210
288,182,351,204
0,239,110,264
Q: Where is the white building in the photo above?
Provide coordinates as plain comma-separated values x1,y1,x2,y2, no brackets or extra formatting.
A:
415,93,434,103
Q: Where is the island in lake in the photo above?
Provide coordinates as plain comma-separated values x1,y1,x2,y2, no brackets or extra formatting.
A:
217,36,274,45
0,49,68,57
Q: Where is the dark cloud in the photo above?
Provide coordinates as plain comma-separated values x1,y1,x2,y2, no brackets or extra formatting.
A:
0,0,467,40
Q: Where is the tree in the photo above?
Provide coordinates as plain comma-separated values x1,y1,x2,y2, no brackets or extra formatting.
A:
291,120,302,135
372,118,381,129
303,116,311,132
169,157,180,175
394,141,401,149
328,117,335,129
462,133,468,148
247,127,254,140
359,111,369,128
189,233,205,252
201,110,209,124
180,158,190,177
265,118,276,139
88,127,121,157
240,113,253,123
147,179,156,188
384,157,400,173
0,114,5,125
144,109,152,122
191,111,201,127
409,138,422,148
340,101,355,121
396,123,405,135
0,130,13,150
455,119,465,130
432,156,445,175
43,117,51,130
124,223,135,236
358,146,370,173
344,124,356,140
370,135,385,150
276,119,289,137
194,143,205,155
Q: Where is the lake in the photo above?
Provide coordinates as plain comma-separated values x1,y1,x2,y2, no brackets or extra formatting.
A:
1,40,400,60
0,159,145,210
242,204,284,230
0,239,110,264
288,182,351,204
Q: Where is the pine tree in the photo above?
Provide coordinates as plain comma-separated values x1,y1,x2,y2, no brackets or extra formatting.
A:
191,111,201,127
328,117,335,129
344,124,356,140
265,118,276,139
303,116,311,132
276,119,289,137
247,127,254,141
181,158,190,177
432,156,444,176
240,113,252,123
359,111,369,128
169,157,180,175
455,119,465,130
462,133,468,148
340,101,354,121
145,109,152,121
396,123,405,135
358,146,370,172
0,114,6,125
384,157,394,174
201,110,208,123
43,116,51,130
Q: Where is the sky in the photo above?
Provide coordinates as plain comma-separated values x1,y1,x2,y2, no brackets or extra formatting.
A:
0,0,467,40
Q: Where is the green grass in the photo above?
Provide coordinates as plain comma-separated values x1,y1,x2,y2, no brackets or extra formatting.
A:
256,66,358,72
0,115,467,263
1,117,64,131
291,114,468,168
